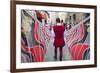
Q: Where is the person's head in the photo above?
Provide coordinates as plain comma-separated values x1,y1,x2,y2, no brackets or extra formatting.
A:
61,20,63,23
56,18,60,23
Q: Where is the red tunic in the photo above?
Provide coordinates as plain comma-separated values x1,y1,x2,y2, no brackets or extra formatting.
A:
53,25,65,47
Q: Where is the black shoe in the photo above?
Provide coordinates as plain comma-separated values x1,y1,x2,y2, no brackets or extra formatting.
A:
54,56,57,61
60,57,62,61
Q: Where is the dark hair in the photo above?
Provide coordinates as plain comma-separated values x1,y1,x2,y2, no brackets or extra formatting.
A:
61,20,63,23
56,18,60,23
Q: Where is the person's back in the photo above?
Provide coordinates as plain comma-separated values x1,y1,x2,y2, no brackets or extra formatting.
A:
53,25,65,47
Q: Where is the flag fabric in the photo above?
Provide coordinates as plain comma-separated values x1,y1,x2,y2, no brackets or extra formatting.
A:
65,23,85,50
65,23,90,60
71,43,90,60
30,45,45,62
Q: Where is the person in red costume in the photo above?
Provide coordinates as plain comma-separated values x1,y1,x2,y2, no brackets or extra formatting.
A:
53,18,65,61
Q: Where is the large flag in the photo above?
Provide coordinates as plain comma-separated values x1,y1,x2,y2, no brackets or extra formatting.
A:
65,23,85,50
65,17,90,60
